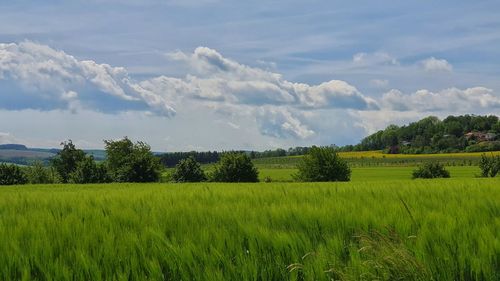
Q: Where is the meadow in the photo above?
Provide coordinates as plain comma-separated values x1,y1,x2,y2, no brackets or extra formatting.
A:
0,179,498,280
253,150,500,168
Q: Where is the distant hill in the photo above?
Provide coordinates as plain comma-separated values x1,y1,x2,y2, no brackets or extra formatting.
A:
342,114,500,154
0,144,28,150
0,144,108,165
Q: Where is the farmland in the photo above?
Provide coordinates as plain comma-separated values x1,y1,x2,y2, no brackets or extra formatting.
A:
1,151,499,280
0,179,498,280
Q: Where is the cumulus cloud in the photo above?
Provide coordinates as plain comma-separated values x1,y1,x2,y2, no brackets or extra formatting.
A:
256,107,314,139
164,47,379,110
382,87,500,112
0,41,176,116
3,42,497,143
420,57,453,72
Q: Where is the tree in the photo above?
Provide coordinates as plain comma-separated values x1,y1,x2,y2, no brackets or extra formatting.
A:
69,156,110,184
412,162,450,179
293,146,351,182
0,163,28,185
104,137,161,182
171,156,206,182
210,152,259,182
25,161,54,184
51,140,86,183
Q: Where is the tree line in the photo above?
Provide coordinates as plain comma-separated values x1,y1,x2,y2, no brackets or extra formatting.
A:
0,144,355,185
157,147,312,168
0,137,161,185
340,115,500,154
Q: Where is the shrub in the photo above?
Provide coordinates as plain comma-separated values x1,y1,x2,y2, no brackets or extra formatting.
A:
105,137,161,182
25,161,53,184
293,146,351,182
479,154,500,177
0,163,28,185
210,152,259,182
171,156,206,182
465,141,500,152
69,156,110,184
412,162,450,179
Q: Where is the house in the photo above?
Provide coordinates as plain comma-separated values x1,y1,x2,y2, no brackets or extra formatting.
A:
465,132,497,142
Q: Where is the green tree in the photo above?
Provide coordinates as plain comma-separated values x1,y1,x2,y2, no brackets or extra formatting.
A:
51,140,86,183
210,152,259,182
412,162,450,179
0,163,28,185
171,156,206,182
104,137,161,182
294,146,351,182
69,156,110,184
25,161,53,184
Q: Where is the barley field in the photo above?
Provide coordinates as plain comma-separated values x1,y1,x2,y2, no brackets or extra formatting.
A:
0,179,498,280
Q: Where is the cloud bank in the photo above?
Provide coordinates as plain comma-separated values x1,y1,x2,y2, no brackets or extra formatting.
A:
1,42,498,143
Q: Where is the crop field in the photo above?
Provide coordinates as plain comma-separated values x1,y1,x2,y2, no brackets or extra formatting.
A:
253,151,500,168
258,166,482,182
0,179,498,280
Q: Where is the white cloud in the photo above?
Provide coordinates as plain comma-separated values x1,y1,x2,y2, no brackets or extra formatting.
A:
0,41,176,116
420,57,453,72
0,132,18,144
1,42,498,145
382,87,500,112
352,52,399,66
164,47,379,110
256,107,314,139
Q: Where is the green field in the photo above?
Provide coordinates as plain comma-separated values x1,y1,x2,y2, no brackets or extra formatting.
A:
258,166,482,182
0,179,498,280
253,151,500,168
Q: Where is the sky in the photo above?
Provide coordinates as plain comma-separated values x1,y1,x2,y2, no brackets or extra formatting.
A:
1,0,500,151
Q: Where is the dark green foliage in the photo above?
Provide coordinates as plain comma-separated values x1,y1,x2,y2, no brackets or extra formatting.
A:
159,151,220,167
465,141,500,152
171,156,206,182
25,161,55,184
412,162,450,179
294,146,351,182
105,137,161,182
210,152,259,182
0,163,27,185
158,147,311,168
348,114,499,153
69,156,110,184
51,140,86,183
478,154,500,177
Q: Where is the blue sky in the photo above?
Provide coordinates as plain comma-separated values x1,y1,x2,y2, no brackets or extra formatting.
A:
1,0,500,151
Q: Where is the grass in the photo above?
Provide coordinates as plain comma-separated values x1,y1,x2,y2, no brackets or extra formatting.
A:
0,179,498,280
253,150,500,168
258,166,482,182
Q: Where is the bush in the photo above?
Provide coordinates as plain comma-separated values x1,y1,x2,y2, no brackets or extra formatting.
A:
478,154,500,177
25,161,54,184
69,156,110,184
465,141,500,152
210,152,259,182
105,137,161,182
0,163,28,185
412,162,450,179
293,146,351,182
171,156,206,182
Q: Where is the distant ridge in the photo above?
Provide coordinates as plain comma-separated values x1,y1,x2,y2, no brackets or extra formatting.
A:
0,144,28,150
